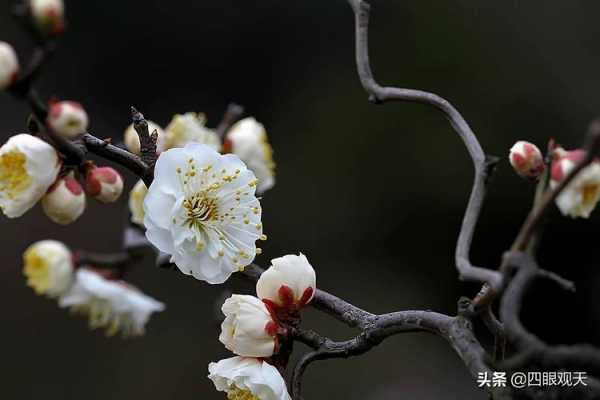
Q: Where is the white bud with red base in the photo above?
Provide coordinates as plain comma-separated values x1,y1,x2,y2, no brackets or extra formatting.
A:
29,0,65,36
219,294,278,357
256,253,316,312
85,166,123,203
551,148,600,219
47,101,89,138
509,141,545,179
42,174,85,224
0,42,19,90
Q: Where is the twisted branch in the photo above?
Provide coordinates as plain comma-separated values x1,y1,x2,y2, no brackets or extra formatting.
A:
347,0,502,293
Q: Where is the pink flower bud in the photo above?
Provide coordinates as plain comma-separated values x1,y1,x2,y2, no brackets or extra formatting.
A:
47,101,89,138
42,175,85,224
509,141,545,179
85,167,123,203
0,42,19,90
29,0,65,36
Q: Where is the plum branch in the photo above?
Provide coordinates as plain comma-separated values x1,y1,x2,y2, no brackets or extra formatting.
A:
4,0,600,399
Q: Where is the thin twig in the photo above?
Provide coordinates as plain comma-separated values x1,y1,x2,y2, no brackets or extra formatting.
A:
346,0,502,292
500,252,600,380
216,103,244,138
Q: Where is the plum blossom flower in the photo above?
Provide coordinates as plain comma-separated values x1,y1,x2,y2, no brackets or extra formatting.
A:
144,143,263,284
509,141,545,179
208,357,291,400
23,240,74,298
551,148,600,218
29,0,65,35
59,268,165,337
47,101,89,138
224,117,275,194
128,179,148,226
0,134,60,218
0,41,19,90
42,174,86,225
164,112,221,151
219,294,278,358
124,121,166,155
256,253,316,309
85,166,124,203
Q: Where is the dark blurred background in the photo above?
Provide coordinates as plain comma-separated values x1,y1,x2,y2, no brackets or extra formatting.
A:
1,0,600,399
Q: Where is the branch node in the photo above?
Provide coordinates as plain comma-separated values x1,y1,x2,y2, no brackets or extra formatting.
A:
130,106,158,179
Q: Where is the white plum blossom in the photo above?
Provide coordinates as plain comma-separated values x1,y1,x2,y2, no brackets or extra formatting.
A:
85,166,124,203
47,101,89,138
509,141,545,179
551,148,600,219
59,268,165,337
219,294,278,358
225,117,275,194
257,253,316,309
29,0,65,35
164,112,221,151
144,143,263,284
128,179,148,226
208,357,291,400
42,174,86,225
23,240,74,298
0,41,19,90
124,121,166,155
0,134,60,218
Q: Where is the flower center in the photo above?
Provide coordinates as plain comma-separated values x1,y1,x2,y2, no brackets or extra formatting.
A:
23,249,50,294
183,193,219,231
226,387,259,400
0,150,31,200
582,183,600,206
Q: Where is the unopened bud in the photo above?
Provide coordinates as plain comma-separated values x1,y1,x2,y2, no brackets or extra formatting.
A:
47,101,89,138
0,42,19,90
85,167,123,203
42,175,85,225
29,0,65,35
509,141,545,179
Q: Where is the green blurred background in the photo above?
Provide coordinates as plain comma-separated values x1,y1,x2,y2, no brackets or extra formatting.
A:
1,0,600,399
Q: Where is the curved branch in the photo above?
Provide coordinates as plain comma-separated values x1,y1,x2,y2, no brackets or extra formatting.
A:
347,0,501,291
500,252,600,380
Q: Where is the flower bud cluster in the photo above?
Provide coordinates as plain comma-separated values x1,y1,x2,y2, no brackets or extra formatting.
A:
208,254,316,400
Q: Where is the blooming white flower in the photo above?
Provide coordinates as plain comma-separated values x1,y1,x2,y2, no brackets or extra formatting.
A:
0,41,19,90
219,294,277,357
257,253,316,308
23,240,74,298
551,148,600,219
225,117,275,194
85,166,124,203
47,101,89,138
124,121,166,155
29,0,65,35
128,179,148,226
0,134,60,218
208,357,291,400
509,141,545,179
144,143,263,284
59,268,165,337
164,112,221,151
42,174,86,224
